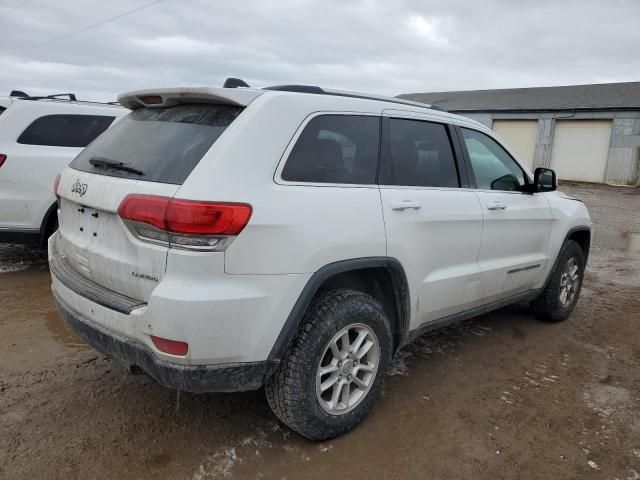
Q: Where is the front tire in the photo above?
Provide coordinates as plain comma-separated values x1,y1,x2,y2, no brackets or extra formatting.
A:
531,240,586,322
265,289,392,440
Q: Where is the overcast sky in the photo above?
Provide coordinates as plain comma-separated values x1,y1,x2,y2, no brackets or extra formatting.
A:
1,0,639,102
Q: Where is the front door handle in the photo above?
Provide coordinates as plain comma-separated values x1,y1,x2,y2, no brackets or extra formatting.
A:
391,200,421,211
487,200,507,210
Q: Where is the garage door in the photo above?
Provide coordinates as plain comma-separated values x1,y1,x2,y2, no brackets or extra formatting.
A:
492,120,538,169
551,120,612,183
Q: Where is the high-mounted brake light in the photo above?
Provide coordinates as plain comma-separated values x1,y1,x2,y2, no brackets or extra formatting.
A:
138,95,162,105
53,174,61,197
0,154,6,168
117,194,252,251
150,335,188,356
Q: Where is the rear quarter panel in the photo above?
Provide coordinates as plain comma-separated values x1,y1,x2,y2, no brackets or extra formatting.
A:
176,94,388,275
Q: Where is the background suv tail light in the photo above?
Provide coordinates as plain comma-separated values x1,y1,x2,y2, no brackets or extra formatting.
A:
117,194,252,251
0,154,6,168
53,174,61,197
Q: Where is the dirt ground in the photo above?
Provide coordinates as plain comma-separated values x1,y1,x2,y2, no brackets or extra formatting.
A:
1,183,639,480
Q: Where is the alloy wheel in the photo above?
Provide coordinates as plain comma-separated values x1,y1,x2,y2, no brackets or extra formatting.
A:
315,323,380,415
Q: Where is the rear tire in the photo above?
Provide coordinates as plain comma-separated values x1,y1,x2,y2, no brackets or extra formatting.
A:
265,289,392,440
531,240,585,322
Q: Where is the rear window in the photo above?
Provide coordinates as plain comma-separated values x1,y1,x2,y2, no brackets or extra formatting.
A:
71,104,243,184
281,115,380,184
17,114,115,147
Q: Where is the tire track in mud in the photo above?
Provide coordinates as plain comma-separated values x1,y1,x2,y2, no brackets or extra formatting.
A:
1,245,640,479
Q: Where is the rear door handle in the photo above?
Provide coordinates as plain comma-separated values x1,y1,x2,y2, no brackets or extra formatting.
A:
487,200,507,210
391,200,421,211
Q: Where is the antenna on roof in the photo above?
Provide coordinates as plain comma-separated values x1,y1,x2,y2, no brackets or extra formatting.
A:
223,77,250,88
10,90,29,97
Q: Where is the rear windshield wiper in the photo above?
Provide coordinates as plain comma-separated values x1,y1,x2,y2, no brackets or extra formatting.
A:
89,157,144,176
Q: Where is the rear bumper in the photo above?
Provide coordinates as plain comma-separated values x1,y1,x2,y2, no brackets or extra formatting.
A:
54,292,278,393
48,231,309,365
50,245,144,314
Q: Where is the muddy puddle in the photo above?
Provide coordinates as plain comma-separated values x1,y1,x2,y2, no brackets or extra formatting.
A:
593,228,640,252
44,310,89,350
0,243,47,273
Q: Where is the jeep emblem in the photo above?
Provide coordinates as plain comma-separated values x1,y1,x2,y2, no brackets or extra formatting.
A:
71,179,88,197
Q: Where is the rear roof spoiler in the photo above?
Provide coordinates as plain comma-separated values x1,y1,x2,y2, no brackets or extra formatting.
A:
118,87,264,110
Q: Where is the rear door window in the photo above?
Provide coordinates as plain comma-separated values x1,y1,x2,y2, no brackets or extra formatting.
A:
71,104,243,184
17,114,115,147
281,115,380,184
382,118,460,188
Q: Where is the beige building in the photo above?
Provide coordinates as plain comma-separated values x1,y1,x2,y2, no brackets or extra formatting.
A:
400,82,640,186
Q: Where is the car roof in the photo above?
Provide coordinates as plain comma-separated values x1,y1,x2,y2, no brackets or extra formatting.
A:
10,97,125,110
2,91,125,112
119,85,436,110
117,84,489,132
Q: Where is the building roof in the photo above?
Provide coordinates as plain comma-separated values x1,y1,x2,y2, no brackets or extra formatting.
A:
398,81,640,113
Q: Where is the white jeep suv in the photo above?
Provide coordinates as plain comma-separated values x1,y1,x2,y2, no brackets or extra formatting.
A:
49,82,591,440
0,92,125,246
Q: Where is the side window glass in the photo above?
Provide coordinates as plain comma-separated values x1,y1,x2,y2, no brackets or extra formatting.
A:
281,115,379,184
17,114,115,147
385,118,460,188
460,128,525,191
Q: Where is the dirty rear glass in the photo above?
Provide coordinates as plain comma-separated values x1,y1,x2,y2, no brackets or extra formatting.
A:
71,104,243,184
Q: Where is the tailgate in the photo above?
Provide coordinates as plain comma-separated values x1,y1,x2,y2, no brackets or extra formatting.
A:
56,100,246,304
57,171,179,302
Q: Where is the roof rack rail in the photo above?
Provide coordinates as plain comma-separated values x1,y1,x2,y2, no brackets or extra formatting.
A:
262,83,444,111
263,84,325,94
219,77,444,112
9,92,120,107
324,89,447,111
16,92,77,101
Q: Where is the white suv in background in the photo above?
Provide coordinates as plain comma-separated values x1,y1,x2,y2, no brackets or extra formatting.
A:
0,92,125,246
49,82,591,440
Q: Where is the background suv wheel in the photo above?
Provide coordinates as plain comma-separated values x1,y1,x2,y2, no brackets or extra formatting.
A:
265,289,392,440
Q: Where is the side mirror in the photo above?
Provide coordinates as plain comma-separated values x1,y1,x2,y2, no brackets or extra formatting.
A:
491,173,520,191
533,167,557,192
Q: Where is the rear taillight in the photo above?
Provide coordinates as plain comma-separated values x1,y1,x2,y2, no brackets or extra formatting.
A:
117,194,252,251
0,154,6,168
53,174,61,197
